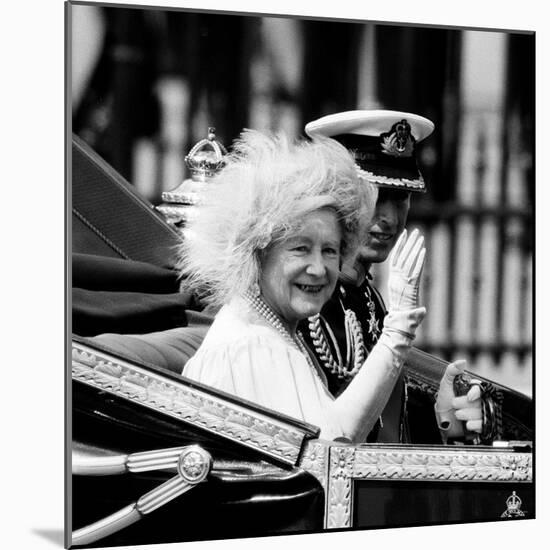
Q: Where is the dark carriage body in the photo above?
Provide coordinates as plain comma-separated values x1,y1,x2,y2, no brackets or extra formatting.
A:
69,135,533,547
71,338,325,547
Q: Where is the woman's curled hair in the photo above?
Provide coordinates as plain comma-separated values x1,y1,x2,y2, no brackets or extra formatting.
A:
178,129,377,306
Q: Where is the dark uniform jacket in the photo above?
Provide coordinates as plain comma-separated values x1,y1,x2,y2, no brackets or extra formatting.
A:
299,276,409,443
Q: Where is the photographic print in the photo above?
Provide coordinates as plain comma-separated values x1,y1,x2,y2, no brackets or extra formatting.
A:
66,1,534,548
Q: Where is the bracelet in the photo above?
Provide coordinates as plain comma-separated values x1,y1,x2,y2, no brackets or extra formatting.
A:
384,327,416,341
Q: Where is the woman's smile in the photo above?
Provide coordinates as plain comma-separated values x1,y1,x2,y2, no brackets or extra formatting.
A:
295,283,326,293
259,208,342,332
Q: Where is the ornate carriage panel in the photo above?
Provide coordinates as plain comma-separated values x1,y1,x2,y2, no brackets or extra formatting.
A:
312,443,533,529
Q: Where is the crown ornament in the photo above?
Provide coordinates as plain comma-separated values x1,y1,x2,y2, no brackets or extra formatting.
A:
157,127,228,231
500,491,526,518
184,127,228,182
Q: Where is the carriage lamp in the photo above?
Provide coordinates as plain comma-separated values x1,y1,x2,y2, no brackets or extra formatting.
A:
156,127,228,232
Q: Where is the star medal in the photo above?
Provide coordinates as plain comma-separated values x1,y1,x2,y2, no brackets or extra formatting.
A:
364,286,381,342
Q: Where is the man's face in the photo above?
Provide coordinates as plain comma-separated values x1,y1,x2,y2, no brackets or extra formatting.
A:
356,188,411,266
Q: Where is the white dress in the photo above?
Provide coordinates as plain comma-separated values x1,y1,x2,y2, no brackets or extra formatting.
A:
182,296,348,438
183,296,421,441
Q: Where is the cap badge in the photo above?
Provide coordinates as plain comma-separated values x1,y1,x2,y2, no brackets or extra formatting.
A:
380,119,415,158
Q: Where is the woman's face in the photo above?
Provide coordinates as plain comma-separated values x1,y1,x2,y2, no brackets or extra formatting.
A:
259,208,342,331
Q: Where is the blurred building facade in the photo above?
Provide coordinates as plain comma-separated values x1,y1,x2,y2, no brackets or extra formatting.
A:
70,4,534,395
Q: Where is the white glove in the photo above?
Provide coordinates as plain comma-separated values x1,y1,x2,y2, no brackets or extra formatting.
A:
435,360,483,440
387,229,426,311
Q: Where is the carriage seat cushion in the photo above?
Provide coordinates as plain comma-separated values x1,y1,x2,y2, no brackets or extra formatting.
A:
88,310,214,374
73,253,215,373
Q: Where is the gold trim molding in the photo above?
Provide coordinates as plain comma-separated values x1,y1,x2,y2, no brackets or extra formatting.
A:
352,446,532,481
72,340,310,466
323,444,532,529
300,440,330,491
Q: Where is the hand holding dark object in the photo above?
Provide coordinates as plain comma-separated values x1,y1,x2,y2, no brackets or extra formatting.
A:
454,375,504,444
434,360,483,442
451,373,483,443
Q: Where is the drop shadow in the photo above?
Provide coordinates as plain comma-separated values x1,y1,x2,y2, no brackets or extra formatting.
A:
33,528,65,547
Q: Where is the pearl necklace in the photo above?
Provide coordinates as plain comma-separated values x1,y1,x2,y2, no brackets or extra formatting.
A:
243,291,324,383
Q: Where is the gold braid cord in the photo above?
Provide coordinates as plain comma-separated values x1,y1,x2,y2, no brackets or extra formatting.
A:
308,314,341,376
308,310,365,379
344,309,366,375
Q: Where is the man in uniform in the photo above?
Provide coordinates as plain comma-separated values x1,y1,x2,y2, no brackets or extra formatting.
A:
300,110,435,443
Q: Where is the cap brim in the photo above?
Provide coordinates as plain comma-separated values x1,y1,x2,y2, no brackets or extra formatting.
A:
306,109,435,142
357,169,426,193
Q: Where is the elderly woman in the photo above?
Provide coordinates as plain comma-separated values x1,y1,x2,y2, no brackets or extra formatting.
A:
180,130,427,443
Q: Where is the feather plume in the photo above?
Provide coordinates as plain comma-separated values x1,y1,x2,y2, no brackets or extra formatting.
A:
178,130,377,306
